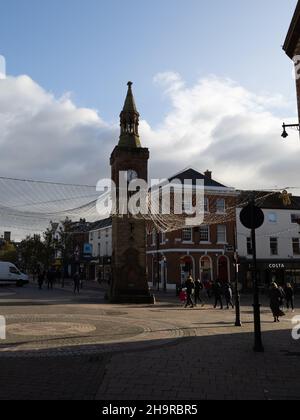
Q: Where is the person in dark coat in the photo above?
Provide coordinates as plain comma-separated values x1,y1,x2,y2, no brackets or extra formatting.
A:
278,286,286,308
213,281,223,310
184,275,195,309
38,271,45,290
270,283,285,322
285,283,295,312
224,283,234,309
73,272,81,295
194,279,204,306
204,279,212,299
47,270,54,290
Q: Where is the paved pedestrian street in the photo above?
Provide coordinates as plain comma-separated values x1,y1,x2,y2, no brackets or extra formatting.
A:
0,284,299,400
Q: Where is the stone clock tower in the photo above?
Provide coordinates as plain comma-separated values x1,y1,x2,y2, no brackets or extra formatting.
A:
110,82,154,304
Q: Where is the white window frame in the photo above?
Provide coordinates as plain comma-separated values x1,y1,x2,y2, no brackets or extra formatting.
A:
204,197,209,213
199,225,210,243
160,231,167,245
216,198,226,214
152,229,157,247
270,237,278,256
182,228,193,243
217,225,227,244
292,238,300,255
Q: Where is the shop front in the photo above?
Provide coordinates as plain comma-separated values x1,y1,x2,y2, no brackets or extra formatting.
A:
239,258,300,291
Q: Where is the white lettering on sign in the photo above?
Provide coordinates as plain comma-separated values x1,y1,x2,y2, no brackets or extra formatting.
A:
269,264,285,269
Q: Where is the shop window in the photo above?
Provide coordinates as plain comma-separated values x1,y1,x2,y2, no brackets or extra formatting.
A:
200,257,212,282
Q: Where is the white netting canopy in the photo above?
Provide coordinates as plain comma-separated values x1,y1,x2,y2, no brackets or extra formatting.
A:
0,175,297,239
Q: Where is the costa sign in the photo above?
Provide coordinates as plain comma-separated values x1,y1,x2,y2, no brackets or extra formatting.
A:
269,264,285,269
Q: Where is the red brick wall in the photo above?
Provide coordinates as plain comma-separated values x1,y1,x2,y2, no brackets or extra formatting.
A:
147,194,236,288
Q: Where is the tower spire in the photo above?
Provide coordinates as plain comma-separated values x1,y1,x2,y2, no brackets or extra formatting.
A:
119,82,141,148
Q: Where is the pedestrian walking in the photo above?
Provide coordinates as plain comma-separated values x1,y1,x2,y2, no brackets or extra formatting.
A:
270,283,285,322
278,285,286,309
204,279,212,299
47,270,54,290
184,275,195,309
224,282,234,309
285,283,295,312
38,271,45,290
73,272,81,294
194,279,204,307
213,281,223,310
179,288,187,306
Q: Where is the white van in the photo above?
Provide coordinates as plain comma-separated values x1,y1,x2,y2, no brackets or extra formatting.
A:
0,262,29,287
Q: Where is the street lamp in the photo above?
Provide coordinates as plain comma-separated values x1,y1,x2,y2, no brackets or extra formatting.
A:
240,195,265,353
281,123,300,139
163,256,167,292
233,226,242,327
156,230,160,292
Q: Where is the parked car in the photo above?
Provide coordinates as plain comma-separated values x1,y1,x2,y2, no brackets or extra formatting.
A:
0,262,29,287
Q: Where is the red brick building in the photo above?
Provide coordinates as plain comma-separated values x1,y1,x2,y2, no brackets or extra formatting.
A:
146,168,237,291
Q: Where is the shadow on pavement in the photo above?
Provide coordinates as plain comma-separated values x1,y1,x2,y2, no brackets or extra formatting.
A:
0,328,299,400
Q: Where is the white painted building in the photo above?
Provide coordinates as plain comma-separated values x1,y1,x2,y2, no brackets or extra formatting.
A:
88,218,112,282
237,192,300,289
88,218,112,259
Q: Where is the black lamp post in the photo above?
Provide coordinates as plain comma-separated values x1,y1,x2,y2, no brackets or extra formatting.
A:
162,257,167,292
250,203,264,353
156,230,160,292
281,123,300,139
233,226,242,327
240,195,265,353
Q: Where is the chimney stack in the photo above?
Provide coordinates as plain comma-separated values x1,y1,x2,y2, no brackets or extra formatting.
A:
4,232,11,242
205,170,212,180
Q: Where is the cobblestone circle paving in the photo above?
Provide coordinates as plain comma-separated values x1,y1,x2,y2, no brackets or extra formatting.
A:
0,284,300,400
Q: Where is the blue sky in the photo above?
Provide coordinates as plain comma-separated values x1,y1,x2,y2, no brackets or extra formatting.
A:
1,0,300,239
0,0,298,125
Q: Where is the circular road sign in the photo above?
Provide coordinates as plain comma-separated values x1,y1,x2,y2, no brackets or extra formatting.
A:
240,204,265,230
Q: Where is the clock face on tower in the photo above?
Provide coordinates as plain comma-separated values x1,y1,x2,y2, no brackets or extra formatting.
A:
127,169,138,182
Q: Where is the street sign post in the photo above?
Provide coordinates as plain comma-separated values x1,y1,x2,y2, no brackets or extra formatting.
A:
240,198,265,353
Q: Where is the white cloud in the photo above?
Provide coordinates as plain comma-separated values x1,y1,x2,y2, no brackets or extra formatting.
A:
0,71,299,193
0,75,116,185
143,72,299,191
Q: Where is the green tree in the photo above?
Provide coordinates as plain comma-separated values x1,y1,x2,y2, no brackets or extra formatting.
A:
0,241,17,264
54,218,73,277
18,235,49,273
